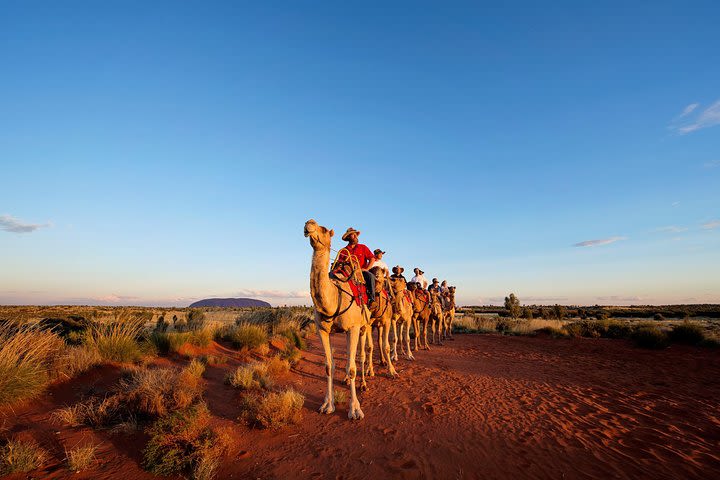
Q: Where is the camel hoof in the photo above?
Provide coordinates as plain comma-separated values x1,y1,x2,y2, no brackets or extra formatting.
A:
319,401,335,415
359,383,368,392
348,403,364,420
367,370,375,377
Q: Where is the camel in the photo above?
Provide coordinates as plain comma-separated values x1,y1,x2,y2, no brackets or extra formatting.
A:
303,219,365,420
389,271,415,361
359,267,398,383
441,286,457,340
429,287,444,345
411,284,433,350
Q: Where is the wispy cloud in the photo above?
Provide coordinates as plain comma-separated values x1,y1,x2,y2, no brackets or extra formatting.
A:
573,236,626,247
671,201,680,207
0,214,51,233
596,295,642,303
676,102,699,119
670,99,720,135
704,160,720,168
236,289,310,299
653,226,687,234
702,220,720,230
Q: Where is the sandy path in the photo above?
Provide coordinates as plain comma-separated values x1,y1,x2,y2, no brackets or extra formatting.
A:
225,333,720,480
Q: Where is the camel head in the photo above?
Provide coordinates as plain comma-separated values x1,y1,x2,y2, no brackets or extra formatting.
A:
304,219,334,251
389,275,406,294
449,286,456,295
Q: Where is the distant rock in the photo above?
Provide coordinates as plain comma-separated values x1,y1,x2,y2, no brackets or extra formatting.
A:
188,298,271,308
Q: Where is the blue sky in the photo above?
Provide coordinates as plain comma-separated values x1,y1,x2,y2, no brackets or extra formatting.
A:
1,1,718,306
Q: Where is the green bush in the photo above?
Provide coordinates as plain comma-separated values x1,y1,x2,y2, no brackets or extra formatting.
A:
668,321,705,345
632,326,669,349
187,310,206,331
148,329,213,356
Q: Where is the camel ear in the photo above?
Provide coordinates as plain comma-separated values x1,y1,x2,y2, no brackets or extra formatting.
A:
329,229,334,237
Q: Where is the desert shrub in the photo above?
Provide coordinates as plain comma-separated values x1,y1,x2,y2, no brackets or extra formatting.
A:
603,320,633,339
281,345,302,365
199,354,226,366
0,439,48,475
333,388,347,405
225,362,272,390
0,323,65,406
552,304,567,321
66,330,86,345
53,346,102,381
155,315,169,333
224,322,268,350
265,356,290,377
536,326,569,338
495,318,512,334
668,321,705,345
149,329,213,356
119,366,204,418
85,321,144,363
240,388,304,429
654,313,665,321
185,359,206,378
187,309,206,331
143,402,228,477
562,320,632,339
65,442,97,472
632,326,669,349
256,343,270,356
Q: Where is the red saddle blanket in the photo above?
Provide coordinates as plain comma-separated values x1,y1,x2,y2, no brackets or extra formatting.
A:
347,278,368,306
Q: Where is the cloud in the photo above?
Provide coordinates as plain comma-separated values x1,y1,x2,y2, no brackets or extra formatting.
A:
702,220,720,230
94,294,141,303
573,236,626,247
484,295,568,304
704,160,720,168
0,214,50,233
236,289,310,299
670,99,720,135
677,103,699,119
596,295,642,302
671,201,680,207
653,226,687,233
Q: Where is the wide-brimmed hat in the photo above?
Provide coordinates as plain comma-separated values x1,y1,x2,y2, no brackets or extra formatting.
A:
432,278,439,283
373,248,385,255
392,265,404,275
341,227,360,241
414,267,424,275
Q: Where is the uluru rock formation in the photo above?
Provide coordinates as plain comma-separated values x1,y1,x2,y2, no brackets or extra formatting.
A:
188,298,271,308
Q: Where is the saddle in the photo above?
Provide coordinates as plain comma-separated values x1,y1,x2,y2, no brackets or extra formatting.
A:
331,262,368,306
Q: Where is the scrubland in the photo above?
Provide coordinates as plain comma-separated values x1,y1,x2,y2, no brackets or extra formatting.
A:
0,306,312,479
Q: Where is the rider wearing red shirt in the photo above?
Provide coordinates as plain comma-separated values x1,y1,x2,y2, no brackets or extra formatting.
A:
337,227,376,303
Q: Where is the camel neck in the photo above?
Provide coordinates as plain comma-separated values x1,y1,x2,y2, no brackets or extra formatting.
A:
309,246,339,317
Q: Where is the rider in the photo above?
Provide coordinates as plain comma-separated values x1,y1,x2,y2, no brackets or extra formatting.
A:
428,278,441,293
372,249,389,277
440,280,449,294
336,227,376,303
410,268,428,289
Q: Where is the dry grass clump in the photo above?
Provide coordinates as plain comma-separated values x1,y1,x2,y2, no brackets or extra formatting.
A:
223,322,268,350
149,327,215,356
142,402,229,478
668,321,706,345
632,325,670,349
0,323,65,406
85,321,144,363
226,362,272,390
240,388,304,429
256,343,270,356
280,344,302,365
65,442,98,472
53,346,102,381
265,356,290,377
199,354,226,366
0,438,48,475
53,364,205,428
119,365,204,418
333,388,347,405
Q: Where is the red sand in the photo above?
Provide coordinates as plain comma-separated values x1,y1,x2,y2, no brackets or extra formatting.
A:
3,334,719,479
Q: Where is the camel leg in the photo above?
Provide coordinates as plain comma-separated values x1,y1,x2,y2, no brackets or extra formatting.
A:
383,321,398,377
358,326,368,391
398,322,406,356
391,319,399,362
318,327,335,414
346,326,364,420
422,320,430,350
414,318,420,351
366,326,375,377
405,321,415,360
377,324,387,366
